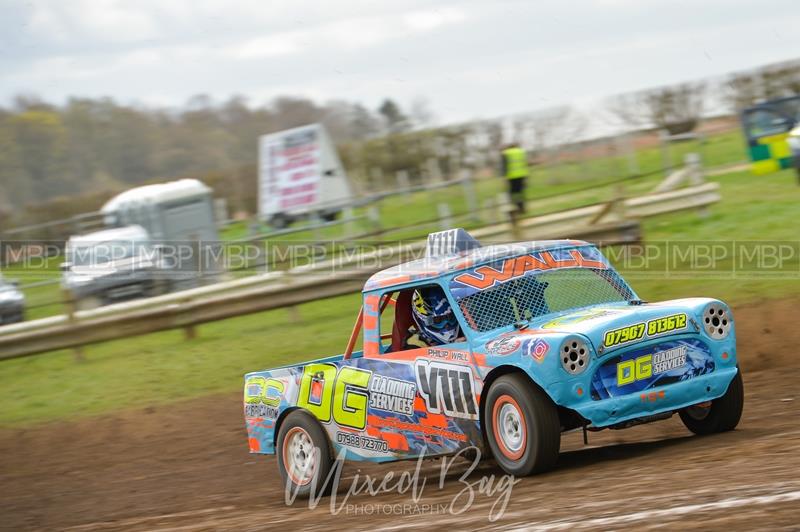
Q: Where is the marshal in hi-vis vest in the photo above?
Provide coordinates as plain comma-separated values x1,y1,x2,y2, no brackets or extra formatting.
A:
502,147,530,179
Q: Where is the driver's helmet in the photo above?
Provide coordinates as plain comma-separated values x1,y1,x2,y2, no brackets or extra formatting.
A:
411,287,460,345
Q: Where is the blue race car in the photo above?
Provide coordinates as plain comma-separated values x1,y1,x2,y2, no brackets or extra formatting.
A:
244,229,742,495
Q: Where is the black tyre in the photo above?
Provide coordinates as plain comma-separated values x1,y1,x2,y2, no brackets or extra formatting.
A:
269,213,292,229
484,373,561,476
319,209,339,222
276,410,333,498
76,295,103,310
148,278,171,297
679,369,744,435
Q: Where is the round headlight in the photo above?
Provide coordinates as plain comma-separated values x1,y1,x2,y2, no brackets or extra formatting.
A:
561,337,590,375
703,303,731,340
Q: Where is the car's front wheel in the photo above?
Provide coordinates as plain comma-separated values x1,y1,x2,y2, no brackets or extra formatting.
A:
276,410,334,498
75,295,103,311
679,369,744,435
485,373,561,476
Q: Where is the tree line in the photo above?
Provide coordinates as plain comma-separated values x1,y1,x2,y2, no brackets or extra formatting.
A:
1,57,798,232
0,94,433,215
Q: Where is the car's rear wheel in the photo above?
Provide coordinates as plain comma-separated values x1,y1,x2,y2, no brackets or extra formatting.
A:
485,373,560,476
276,410,333,498
679,369,743,435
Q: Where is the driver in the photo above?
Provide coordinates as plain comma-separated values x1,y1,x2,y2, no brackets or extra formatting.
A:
406,286,462,348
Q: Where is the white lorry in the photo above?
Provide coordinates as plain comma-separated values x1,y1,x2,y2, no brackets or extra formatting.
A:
258,123,354,228
62,179,221,308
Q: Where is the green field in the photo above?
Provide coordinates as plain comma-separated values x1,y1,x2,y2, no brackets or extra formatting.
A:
2,129,798,427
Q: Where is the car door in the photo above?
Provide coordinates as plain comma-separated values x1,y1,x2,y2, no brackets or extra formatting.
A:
333,284,484,461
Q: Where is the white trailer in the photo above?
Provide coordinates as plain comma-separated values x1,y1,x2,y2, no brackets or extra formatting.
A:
100,179,221,288
258,123,353,227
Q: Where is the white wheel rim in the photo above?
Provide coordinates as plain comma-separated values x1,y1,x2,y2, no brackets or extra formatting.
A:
285,428,316,486
499,403,524,453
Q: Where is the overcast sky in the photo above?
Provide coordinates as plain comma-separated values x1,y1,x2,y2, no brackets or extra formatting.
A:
2,0,799,125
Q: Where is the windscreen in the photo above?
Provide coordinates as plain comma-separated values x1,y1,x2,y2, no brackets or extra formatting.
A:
742,97,800,141
772,97,800,123
449,247,634,332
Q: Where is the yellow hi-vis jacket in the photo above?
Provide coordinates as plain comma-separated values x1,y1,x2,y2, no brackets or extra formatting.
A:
501,147,530,179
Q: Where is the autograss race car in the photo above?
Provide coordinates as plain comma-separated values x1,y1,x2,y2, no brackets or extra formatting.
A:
243,229,742,495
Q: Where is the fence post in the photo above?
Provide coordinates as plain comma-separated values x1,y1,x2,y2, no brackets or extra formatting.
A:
460,169,479,223
685,152,704,186
427,158,443,184
397,169,412,208
396,170,410,199
615,132,639,176
659,130,673,176
342,207,356,239
496,191,521,236
62,288,85,362
497,192,512,216
449,146,463,182
367,204,383,240
482,197,497,225
370,167,384,191
685,152,710,218
247,218,261,238
437,203,453,231
310,211,323,245
590,185,627,225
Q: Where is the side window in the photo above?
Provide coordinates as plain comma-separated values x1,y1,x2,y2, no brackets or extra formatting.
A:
379,284,465,353
378,291,396,352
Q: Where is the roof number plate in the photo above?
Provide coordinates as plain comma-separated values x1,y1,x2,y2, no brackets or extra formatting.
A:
426,228,481,258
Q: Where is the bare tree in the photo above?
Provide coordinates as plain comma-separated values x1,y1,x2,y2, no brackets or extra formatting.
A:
723,59,800,113
271,96,322,130
607,83,705,135
644,82,705,134
606,93,646,129
761,61,800,99
484,121,504,151
723,73,761,112
526,106,588,154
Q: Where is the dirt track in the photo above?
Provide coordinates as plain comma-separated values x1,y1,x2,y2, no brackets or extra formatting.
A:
2,299,800,531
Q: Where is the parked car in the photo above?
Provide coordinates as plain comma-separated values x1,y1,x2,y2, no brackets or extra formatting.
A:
243,229,742,496
0,273,25,324
61,225,171,309
740,95,800,176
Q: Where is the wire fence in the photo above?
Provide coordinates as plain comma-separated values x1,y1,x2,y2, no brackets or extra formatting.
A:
4,161,688,320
